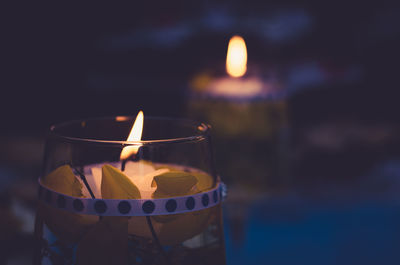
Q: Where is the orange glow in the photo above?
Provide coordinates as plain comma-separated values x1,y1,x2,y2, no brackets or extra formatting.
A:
226,35,247,78
120,111,144,160
116,116,129,122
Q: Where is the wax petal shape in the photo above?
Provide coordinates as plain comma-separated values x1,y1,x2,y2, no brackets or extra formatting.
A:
39,165,97,243
152,171,197,198
151,170,214,245
153,165,214,191
192,171,214,192
41,164,82,197
101,164,140,200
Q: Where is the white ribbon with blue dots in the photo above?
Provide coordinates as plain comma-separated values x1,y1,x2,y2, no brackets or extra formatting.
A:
38,180,226,216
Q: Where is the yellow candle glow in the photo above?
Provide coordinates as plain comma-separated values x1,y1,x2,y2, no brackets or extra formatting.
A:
205,35,263,98
120,111,167,198
226,35,247,78
120,110,144,161
84,111,168,199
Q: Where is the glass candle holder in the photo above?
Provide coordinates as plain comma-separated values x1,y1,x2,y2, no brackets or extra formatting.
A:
33,116,226,265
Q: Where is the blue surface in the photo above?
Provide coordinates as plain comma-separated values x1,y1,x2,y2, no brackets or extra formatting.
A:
224,199,400,265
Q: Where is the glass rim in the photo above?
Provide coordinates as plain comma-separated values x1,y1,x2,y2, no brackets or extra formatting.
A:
49,116,211,145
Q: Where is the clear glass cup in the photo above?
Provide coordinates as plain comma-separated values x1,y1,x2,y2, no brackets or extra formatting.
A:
33,116,226,265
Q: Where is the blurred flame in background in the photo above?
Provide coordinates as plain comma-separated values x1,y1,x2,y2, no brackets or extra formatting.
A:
226,35,247,78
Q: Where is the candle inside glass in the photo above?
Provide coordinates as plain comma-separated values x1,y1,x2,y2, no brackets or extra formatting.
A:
34,115,226,265
86,161,169,199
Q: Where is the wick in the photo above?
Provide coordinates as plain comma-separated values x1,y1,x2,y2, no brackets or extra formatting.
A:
120,151,141,172
121,160,127,172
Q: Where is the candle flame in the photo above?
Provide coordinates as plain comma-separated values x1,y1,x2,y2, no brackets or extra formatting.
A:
120,111,144,160
226,35,247,78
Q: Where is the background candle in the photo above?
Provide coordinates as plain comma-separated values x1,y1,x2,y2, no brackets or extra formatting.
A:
188,35,289,191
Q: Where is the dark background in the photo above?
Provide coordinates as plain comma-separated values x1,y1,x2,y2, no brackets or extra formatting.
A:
3,1,400,131
2,1,400,264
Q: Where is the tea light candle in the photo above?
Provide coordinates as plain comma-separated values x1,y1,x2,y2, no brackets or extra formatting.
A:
188,35,287,141
187,35,289,191
190,35,284,102
85,161,168,199
82,111,171,199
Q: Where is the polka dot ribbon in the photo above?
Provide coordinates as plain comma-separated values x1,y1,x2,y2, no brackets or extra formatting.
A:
38,180,227,216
